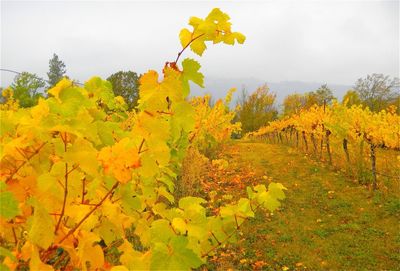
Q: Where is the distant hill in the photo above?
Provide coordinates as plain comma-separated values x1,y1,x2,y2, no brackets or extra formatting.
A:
190,77,352,109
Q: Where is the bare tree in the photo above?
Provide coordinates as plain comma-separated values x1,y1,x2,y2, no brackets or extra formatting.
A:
354,74,399,112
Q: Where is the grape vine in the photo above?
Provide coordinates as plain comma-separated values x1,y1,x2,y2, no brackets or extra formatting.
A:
248,102,400,189
0,8,286,270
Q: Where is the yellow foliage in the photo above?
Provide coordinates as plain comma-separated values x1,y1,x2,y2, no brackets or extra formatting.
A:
98,138,140,183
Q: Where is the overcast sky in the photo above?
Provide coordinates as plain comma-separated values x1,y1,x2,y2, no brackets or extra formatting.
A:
1,0,399,90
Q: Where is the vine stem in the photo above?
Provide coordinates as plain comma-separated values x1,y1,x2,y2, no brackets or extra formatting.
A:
210,231,221,245
81,178,86,204
174,33,205,64
59,182,119,244
11,221,17,245
6,142,47,183
138,138,146,153
55,134,78,234
234,215,239,229
54,164,78,232
54,163,69,234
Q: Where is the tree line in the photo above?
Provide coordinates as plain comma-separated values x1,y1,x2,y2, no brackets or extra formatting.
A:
237,76,399,134
1,54,140,109
1,55,398,136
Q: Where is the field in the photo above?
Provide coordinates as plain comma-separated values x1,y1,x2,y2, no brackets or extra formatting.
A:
203,141,400,270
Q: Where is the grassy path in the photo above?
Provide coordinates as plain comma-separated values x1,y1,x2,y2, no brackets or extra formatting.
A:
210,141,400,270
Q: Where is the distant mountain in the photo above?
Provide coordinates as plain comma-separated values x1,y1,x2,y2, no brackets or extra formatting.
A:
190,77,352,108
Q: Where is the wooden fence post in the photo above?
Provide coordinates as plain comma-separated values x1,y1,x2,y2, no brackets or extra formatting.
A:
370,143,377,190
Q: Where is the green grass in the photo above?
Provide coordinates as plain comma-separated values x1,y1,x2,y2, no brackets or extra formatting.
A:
211,141,400,270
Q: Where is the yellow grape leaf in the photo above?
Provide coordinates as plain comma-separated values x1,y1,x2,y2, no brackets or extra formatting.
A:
190,39,207,56
47,78,72,102
30,98,50,120
119,239,151,270
28,202,54,249
233,32,246,44
161,67,184,103
179,28,192,47
147,137,170,166
96,219,120,245
64,138,99,176
62,245,80,268
20,241,33,261
206,8,230,22
36,172,63,208
223,32,246,45
98,138,140,183
114,95,127,110
172,217,187,234
189,16,203,28
181,8,245,56
138,154,158,178
223,33,235,45
143,90,169,112
77,231,104,271
139,70,159,97
134,219,151,247
198,20,217,36
135,113,170,141
66,204,99,231
101,200,124,223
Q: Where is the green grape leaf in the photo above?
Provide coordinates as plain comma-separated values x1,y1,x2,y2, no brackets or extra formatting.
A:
150,219,176,243
134,219,151,247
171,102,195,133
246,186,255,199
84,77,116,110
236,198,254,218
187,224,208,240
0,247,16,262
157,186,174,203
179,197,206,210
119,184,145,215
119,239,151,270
262,193,281,212
0,263,10,271
96,219,120,245
268,182,287,200
150,236,203,270
181,58,204,97
0,191,20,220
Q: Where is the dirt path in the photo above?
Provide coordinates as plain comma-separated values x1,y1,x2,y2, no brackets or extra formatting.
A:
210,141,400,270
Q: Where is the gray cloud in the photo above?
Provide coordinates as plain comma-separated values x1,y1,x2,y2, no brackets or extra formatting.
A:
1,1,399,93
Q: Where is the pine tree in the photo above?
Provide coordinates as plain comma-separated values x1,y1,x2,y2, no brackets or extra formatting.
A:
47,53,66,88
